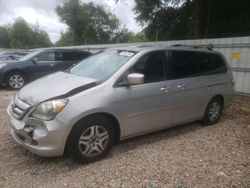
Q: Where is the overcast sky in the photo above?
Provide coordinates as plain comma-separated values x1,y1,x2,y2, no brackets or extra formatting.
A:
0,0,143,43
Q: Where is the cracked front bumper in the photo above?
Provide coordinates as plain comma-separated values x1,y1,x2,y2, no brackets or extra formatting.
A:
7,104,71,157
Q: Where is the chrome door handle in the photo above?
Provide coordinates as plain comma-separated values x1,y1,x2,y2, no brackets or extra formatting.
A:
160,86,170,92
177,85,186,89
50,64,55,66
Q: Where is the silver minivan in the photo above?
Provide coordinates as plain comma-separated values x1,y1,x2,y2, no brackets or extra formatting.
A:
7,46,235,163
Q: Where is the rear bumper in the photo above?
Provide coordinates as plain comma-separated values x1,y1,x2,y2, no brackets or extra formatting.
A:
7,104,71,157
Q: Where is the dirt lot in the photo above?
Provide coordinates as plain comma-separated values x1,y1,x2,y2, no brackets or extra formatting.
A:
0,90,249,188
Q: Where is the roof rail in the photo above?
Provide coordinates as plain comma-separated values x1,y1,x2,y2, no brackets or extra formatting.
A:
171,44,213,51
137,45,154,48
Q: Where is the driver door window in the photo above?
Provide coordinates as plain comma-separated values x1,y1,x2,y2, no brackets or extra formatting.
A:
30,52,58,79
128,51,167,83
37,52,56,61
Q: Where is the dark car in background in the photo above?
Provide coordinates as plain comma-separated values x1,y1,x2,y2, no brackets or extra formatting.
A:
0,48,92,89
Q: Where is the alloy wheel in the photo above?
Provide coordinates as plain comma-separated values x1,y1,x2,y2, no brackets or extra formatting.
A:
78,125,109,157
208,102,221,122
9,74,25,89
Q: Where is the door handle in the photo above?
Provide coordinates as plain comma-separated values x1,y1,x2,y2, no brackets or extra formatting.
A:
160,86,170,92
50,64,55,66
177,85,186,89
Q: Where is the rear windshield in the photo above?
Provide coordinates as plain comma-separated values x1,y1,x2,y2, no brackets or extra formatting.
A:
70,50,136,81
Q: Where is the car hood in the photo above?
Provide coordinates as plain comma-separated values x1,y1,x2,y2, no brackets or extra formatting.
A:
18,71,98,105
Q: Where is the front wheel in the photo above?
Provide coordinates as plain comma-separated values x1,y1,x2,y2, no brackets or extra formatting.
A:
202,97,223,126
67,116,115,164
5,72,27,90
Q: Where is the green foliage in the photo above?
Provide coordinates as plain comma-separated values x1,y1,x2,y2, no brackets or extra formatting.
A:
196,0,250,38
56,0,151,45
10,17,35,48
56,1,120,45
32,25,53,48
0,17,52,49
54,30,75,47
114,28,148,43
134,0,250,40
0,26,11,48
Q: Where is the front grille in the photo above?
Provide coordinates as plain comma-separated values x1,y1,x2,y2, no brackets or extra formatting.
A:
11,96,31,120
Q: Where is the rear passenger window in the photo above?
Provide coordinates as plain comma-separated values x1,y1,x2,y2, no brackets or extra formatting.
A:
61,52,75,61
169,51,199,79
199,53,227,75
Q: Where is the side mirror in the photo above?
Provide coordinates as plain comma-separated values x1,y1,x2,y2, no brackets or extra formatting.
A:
127,73,144,85
31,57,38,64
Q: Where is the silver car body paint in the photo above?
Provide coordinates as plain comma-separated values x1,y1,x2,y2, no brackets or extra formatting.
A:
7,46,235,157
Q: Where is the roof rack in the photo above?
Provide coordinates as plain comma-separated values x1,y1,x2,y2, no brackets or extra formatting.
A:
171,44,213,51
137,45,154,48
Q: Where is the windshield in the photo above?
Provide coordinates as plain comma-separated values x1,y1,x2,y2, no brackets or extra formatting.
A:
70,50,136,81
19,50,42,61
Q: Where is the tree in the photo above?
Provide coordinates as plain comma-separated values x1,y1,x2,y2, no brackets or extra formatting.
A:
10,17,34,48
83,3,119,44
56,0,84,45
134,0,250,40
197,0,250,38
32,24,53,48
0,17,52,49
0,25,11,48
113,27,148,43
56,1,120,45
55,30,75,46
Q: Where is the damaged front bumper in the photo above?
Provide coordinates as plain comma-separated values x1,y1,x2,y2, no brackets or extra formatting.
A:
7,103,71,157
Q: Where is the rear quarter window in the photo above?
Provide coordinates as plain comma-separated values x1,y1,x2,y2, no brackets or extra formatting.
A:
198,53,227,75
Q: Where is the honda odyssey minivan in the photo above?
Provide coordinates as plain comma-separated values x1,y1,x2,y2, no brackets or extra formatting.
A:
7,46,235,163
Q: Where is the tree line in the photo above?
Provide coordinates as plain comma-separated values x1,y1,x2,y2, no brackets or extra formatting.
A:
134,0,250,41
0,18,52,49
55,1,147,46
0,0,249,49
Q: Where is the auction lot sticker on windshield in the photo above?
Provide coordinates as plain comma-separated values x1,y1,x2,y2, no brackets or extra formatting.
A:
119,51,134,57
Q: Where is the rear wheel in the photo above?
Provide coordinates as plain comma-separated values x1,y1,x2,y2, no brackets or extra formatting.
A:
202,97,223,125
5,72,27,90
67,116,115,164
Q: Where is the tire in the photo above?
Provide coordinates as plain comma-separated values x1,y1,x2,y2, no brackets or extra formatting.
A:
5,71,27,90
201,97,223,126
67,116,115,164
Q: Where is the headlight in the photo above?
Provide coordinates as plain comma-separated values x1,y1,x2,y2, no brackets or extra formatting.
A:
0,63,7,69
31,99,68,120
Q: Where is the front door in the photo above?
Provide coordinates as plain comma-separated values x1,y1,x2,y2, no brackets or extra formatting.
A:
30,51,59,79
116,51,175,136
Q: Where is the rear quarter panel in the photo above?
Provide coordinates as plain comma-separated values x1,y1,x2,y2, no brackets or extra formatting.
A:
206,71,235,109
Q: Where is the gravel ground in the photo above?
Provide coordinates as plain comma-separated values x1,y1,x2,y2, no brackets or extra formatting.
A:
0,90,249,188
